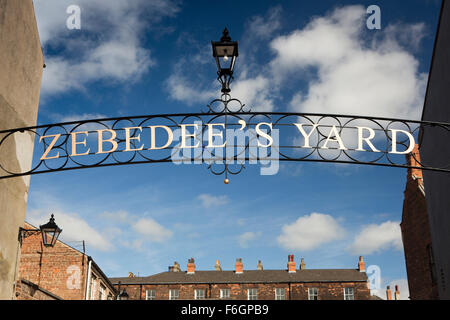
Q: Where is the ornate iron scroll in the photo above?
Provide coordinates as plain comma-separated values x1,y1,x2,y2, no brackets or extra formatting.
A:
1,97,450,180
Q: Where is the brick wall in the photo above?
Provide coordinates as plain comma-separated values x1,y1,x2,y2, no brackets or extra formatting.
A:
15,279,62,300
18,223,88,299
400,146,439,300
116,281,370,300
18,222,115,300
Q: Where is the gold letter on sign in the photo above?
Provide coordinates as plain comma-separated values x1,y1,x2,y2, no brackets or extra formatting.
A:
293,123,318,148
124,127,144,152
71,131,90,156
207,123,226,148
321,126,347,150
40,134,61,160
148,126,173,150
180,124,200,149
390,129,415,155
97,129,118,154
256,122,273,148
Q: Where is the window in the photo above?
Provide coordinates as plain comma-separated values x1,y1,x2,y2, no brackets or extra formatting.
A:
344,287,354,300
99,283,106,300
308,288,318,300
220,289,230,299
275,288,285,300
195,289,206,300
169,289,179,300
89,274,97,300
146,289,156,300
248,288,258,300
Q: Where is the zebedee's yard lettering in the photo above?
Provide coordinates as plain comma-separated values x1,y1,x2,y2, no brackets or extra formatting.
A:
39,122,417,161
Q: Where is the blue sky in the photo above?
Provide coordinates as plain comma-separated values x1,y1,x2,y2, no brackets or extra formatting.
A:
25,0,443,299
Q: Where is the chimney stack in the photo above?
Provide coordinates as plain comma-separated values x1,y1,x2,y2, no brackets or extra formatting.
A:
235,258,243,274
257,260,263,271
288,255,296,273
358,256,365,272
173,261,181,272
386,286,393,300
406,144,423,181
300,258,306,270
215,260,222,271
187,258,195,274
395,285,400,300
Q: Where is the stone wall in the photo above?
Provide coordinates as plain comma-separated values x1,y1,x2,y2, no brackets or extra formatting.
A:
0,0,44,299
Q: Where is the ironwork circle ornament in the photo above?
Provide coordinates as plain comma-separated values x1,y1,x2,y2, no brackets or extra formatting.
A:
1,29,450,183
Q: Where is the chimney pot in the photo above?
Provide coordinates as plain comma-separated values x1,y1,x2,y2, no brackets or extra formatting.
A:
173,261,181,272
300,258,306,270
394,285,400,300
288,255,296,273
235,258,243,274
215,260,222,271
358,256,365,272
187,258,195,274
386,286,393,300
257,260,263,271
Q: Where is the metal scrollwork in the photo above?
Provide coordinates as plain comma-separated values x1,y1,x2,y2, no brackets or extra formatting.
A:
1,109,450,181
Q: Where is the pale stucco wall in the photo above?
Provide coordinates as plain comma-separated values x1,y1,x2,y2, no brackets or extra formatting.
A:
0,0,43,299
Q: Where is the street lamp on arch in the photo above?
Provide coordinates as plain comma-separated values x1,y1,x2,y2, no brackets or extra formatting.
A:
211,27,239,94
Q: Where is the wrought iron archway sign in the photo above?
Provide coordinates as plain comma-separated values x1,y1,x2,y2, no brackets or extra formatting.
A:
1,93,450,182
1,29,450,182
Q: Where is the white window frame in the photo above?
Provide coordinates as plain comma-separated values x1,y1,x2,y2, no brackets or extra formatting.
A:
169,289,179,300
99,283,106,300
275,288,285,300
195,289,206,300
220,289,230,299
344,287,354,300
247,288,258,300
89,274,97,300
146,289,156,300
308,288,318,300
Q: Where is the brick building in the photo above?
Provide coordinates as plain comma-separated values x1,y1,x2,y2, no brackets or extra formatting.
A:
17,222,116,300
15,278,62,300
400,145,439,299
110,256,371,300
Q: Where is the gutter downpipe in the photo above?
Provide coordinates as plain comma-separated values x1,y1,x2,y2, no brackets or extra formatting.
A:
85,258,92,300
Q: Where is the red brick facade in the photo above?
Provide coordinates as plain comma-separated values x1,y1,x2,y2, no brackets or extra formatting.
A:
15,279,62,300
111,257,371,300
17,222,116,300
400,145,439,300
116,281,370,300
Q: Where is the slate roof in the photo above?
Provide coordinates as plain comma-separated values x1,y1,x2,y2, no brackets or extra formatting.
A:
110,269,367,285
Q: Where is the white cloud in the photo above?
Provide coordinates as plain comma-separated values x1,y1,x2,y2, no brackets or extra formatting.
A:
349,221,403,255
232,76,275,112
132,218,173,243
197,194,229,208
238,231,262,248
277,213,345,251
34,0,179,97
245,6,282,40
166,73,216,105
270,5,427,119
27,209,112,252
99,211,130,223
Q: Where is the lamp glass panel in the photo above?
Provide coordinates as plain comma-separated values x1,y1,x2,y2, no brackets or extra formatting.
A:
215,45,235,57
